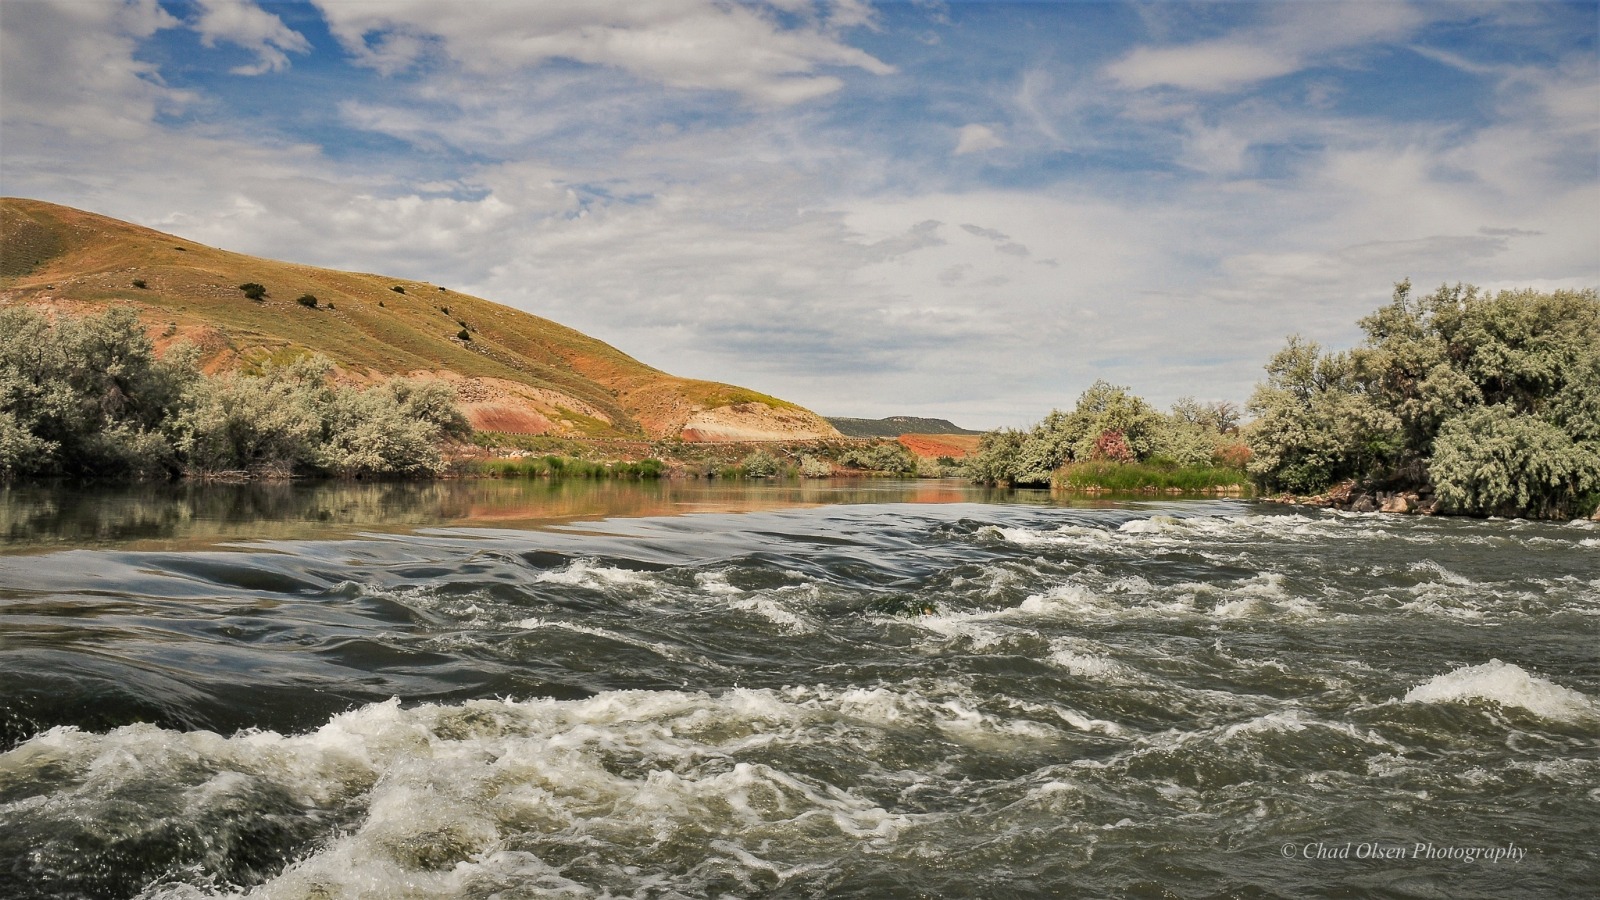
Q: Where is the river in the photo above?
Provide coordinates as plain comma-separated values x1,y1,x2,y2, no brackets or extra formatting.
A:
1,479,1596,898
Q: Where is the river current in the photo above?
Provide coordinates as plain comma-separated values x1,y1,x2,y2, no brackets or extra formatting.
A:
1,480,1596,899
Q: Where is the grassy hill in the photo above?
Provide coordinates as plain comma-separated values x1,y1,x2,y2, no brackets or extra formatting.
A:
0,198,837,441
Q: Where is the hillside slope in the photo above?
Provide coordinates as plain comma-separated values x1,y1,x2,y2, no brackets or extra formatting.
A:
0,199,838,441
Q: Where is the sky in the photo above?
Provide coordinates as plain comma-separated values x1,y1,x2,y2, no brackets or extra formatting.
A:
1,1,1596,428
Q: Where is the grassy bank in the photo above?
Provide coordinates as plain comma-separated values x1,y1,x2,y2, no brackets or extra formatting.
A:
477,456,665,479
1053,461,1252,494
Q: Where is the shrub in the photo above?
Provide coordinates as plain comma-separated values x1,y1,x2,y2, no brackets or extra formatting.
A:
799,455,833,478
238,283,267,301
1246,281,1599,515
1090,429,1134,462
378,300,385,308
1,307,199,479
296,294,318,308
131,279,147,289
391,286,405,294
841,440,917,475
1429,405,1599,517
742,450,781,477
457,329,471,341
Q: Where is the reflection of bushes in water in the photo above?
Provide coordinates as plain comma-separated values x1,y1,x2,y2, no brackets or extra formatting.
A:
0,484,193,545
0,478,1011,549
0,482,495,545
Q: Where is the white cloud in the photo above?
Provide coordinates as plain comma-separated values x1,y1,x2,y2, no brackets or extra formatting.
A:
308,0,892,104
1106,1,1430,93
1178,119,1251,175
1106,43,1297,93
0,0,184,137
190,0,311,75
954,123,1004,155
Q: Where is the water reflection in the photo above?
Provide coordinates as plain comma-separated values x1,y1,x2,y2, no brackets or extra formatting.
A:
0,478,1033,553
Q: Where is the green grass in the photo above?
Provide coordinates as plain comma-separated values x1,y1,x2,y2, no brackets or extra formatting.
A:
688,383,799,411
1053,461,1251,493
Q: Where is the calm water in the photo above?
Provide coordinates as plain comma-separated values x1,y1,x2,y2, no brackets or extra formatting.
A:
1,479,1596,899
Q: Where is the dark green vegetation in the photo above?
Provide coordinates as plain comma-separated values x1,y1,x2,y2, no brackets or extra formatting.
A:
825,415,980,438
1054,461,1250,493
1,308,469,480
968,383,1248,491
472,433,921,480
1247,282,1599,518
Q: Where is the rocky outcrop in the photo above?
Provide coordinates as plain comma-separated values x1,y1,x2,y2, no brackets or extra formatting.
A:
1283,480,1440,516
678,403,838,442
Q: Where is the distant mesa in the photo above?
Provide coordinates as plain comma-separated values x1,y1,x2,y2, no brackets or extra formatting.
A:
825,415,981,438
0,197,838,442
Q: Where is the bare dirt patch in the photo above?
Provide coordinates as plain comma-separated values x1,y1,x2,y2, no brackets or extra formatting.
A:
898,434,982,459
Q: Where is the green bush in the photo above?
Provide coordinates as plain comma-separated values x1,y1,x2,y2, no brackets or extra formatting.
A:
970,383,1242,486
1246,281,1599,516
391,286,406,294
742,450,781,477
296,294,318,308
238,283,266,301
840,441,916,475
799,455,833,478
131,279,147,290
1429,405,1598,517
457,329,471,341
1,307,198,479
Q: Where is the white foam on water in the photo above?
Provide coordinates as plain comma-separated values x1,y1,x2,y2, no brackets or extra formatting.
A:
1117,516,1181,535
694,571,744,595
1407,559,1473,586
822,683,1063,745
1015,583,1116,618
729,595,811,632
1403,660,1598,723
906,610,1011,650
534,559,661,590
1047,646,1126,681
991,524,1112,548
508,619,726,670
8,690,925,899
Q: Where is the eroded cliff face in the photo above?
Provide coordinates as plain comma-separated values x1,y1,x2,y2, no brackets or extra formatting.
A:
678,403,840,442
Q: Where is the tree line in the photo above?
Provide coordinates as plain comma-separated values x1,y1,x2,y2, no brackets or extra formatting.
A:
970,282,1598,518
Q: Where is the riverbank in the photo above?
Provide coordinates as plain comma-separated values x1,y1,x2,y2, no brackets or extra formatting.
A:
1266,479,1600,521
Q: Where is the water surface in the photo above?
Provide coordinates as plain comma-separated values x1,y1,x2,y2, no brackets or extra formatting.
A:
1,480,1596,898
